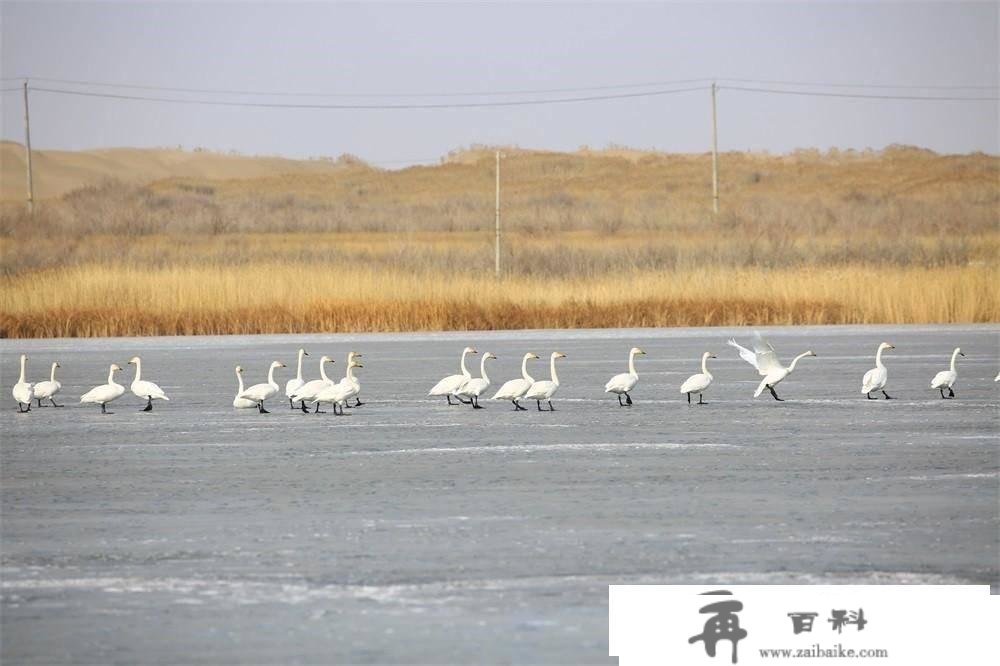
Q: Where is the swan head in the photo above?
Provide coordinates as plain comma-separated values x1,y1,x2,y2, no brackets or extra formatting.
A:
805,350,817,357
110,363,123,373
463,346,478,355
298,348,309,357
349,360,363,369
351,351,363,358
630,347,646,356
270,361,286,370
702,351,717,360
553,352,566,360
320,355,334,364
878,343,895,352
235,365,244,374
483,352,497,361
955,347,964,357
525,352,540,361
127,356,141,365
53,362,61,368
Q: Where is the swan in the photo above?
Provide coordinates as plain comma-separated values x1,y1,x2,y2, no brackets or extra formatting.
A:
930,347,964,399
455,352,496,409
285,348,310,409
680,352,716,404
11,354,34,413
232,366,257,409
429,346,478,405
861,342,895,400
604,347,646,406
128,356,170,411
239,360,285,413
290,356,335,413
729,332,816,401
80,363,126,414
524,352,566,411
33,361,63,407
491,352,540,410
338,351,363,407
313,360,364,415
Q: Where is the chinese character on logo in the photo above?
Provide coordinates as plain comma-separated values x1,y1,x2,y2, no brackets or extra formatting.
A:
787,612,819,634
829,608,867,633
688,590,748,664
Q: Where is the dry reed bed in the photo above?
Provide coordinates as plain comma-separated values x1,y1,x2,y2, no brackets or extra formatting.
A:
2,263,994,337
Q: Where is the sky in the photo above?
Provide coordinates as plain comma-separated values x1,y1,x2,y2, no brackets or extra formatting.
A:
1,1,997,165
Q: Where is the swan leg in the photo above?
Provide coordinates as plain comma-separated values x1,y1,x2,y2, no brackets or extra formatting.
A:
686,392,691,404
473,396,483,409
548,400,555,411
142,396,153,412
939,388,946,399
100,403,108,414
624,392,633,406
456,396,472,405
511,400,523,411
16,402,28,413
948,387,955,398
882,390,893,400
258,401,270,414
36,398,43,408
354,397,363,407
314,403,325,414
51,398,62,407
767,385,784,401
618,394,625,407
866,392,875,400
698,394,705,404
300,400,309,413
537,400,543,411
446,395,455,405
289,398,295,410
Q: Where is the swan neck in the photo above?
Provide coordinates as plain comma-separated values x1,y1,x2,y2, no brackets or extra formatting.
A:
788,352,810,373
345,365,354,381
236,369,245,393
268,364,277,387
628,350,637,376
950,349,960,371
480,356,490,384
875,346,885,369
18,356,26,383
701,354,710,375
320,362,331,382
549,355,560,386
107,366,117,385
296,350,305,380
50,363,58,382
460,350,471,377
521,355,534,382
133,358,141,382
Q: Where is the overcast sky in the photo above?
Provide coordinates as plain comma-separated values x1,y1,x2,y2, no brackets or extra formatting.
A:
1,1,997,164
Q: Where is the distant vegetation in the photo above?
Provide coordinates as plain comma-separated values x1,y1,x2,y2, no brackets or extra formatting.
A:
1,146,997,336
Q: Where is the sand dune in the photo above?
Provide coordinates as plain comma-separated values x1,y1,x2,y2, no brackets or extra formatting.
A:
0,141,349,200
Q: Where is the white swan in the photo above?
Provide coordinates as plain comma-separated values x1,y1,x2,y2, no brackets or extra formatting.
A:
80,363,126,414
11,354,34,413
337,351,363,407
729,332,816,401
455,352,496,409
524,352,566,411
313,360,364,415
861,342,895,400
290,356,335,413
491,352,540,410
680,352,716,404
930,347,964,399
128,356,170,411
285,348,310,410
233,366,257,409
429,346,478,405
604,347,646,406
239,360,285,413
33,361,63,407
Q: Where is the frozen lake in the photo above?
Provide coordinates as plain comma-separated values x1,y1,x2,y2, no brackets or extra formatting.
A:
2,324,998,663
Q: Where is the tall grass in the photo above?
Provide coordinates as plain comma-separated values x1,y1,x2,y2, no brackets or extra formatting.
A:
0,146,996,337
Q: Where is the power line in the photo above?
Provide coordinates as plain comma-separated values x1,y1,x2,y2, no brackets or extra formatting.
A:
30,85,710,109
722,85,999,101
718,77,998,91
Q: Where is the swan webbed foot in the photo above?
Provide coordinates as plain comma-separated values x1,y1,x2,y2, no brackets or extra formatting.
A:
257,402,270,414
51,399,62,407
866,392,875,400
142,398,153,412
698,395,705,404
624,392,633,406
617,394,625,407
17,403,29,413
767,386,784,401
313,405,325,414
512,400,525,411
948,387,955,398
548,401,555,411
882,391,893,400
36,398,43,407
300,401,309,413
446,395,456,405
536,400,543,411
354,398,363,407
456,396,472,405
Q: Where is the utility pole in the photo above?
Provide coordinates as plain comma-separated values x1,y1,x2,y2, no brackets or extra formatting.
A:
711,82,719,215
495,150,502,278
23,79,35,215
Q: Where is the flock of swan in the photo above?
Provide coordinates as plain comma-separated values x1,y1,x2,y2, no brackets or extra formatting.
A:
9,333,998,414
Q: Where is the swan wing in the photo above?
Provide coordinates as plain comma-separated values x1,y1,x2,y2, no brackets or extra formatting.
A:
491,378,528,400
458,378,487,397
680,373,711,394
429,374,466,396
752,332,782,375
132,380,169,400
34,380,59,399
728,338,761,373
13,382,34,402
930,370,954,389
285,378,305,398
604,372,637,393
524,381,557,400
861,367,886,394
